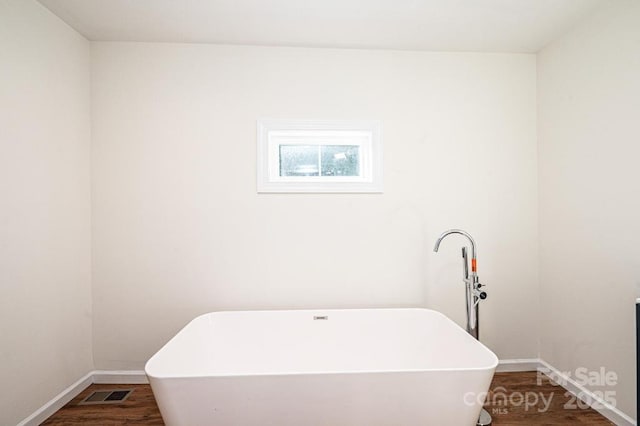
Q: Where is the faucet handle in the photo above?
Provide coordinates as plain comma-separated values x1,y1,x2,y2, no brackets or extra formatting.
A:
472,287,488,300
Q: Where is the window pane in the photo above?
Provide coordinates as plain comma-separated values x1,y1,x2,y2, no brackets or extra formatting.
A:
320,145,360,176
279,145,319,176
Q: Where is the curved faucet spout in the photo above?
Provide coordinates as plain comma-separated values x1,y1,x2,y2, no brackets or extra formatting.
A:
433,228,477,260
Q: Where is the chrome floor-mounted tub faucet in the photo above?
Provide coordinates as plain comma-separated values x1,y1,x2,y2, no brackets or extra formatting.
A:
433,228,487,338
434,229,491,426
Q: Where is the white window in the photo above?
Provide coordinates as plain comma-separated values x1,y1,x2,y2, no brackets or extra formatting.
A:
257,119,382,193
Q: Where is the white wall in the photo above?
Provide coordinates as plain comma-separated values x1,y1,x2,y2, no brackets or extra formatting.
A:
91,43,539,369
4,1,640,422
0,1,92,425
538,0,640,420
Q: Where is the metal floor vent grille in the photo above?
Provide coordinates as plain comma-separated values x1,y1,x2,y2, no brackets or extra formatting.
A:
79,389,133,405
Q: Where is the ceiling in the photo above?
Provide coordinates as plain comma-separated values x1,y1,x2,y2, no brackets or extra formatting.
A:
38,0,604,53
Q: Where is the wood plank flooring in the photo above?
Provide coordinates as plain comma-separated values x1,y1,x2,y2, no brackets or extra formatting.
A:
43,372,614,425
486,372,614,425
42,384,163,425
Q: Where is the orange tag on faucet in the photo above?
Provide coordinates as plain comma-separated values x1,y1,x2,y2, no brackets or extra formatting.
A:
471,258,477,272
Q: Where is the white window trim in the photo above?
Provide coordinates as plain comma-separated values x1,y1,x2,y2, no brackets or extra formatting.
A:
257,119,383,193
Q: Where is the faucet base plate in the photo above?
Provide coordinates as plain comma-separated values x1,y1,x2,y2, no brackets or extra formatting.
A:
477,408,492,426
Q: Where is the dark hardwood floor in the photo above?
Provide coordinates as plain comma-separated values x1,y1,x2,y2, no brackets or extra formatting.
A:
487,372,614,425
43,372,614,425
42,384,163,425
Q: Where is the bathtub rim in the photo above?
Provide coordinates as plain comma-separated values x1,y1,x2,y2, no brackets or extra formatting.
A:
145,307,499,380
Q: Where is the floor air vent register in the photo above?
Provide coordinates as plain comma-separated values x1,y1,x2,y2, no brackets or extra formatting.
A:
79,389,133,405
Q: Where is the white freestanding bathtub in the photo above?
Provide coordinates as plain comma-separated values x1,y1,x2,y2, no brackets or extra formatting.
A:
145,308,498,426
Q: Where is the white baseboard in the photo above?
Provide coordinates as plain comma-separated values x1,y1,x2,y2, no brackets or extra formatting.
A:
18,362,637,426
16,371,94,426
16,370,149,426
497,358,540,372
538,359,636,426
